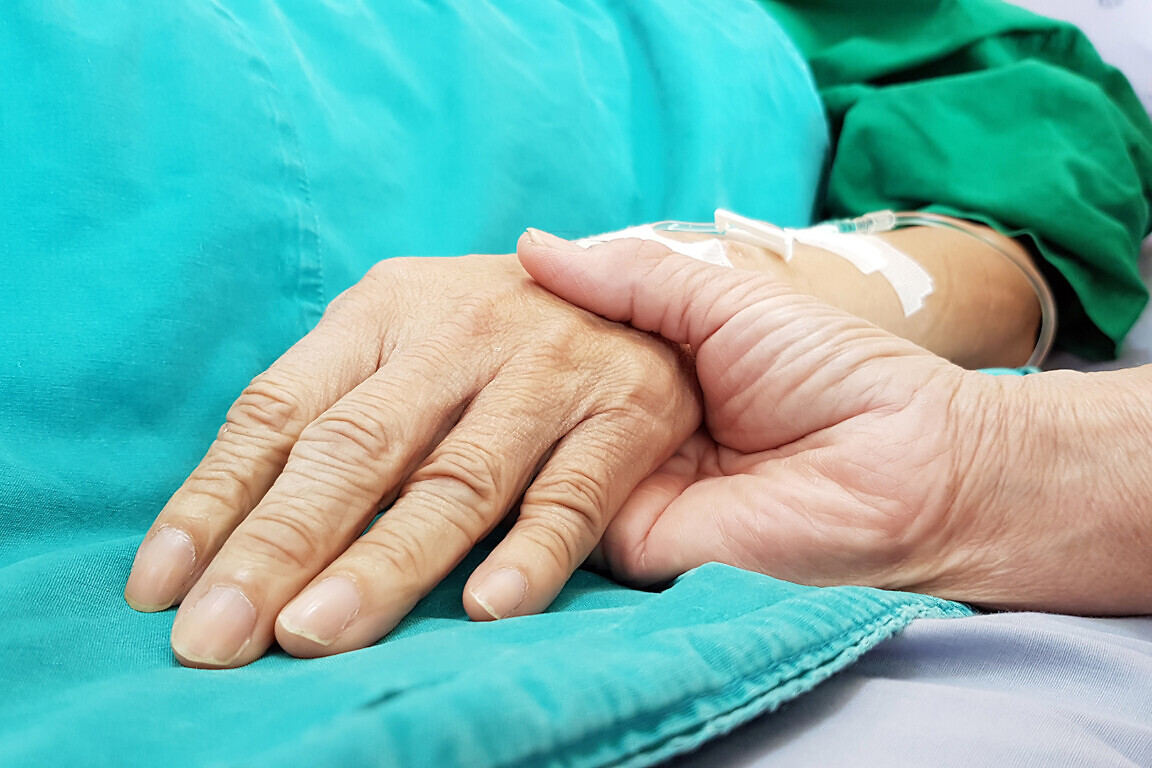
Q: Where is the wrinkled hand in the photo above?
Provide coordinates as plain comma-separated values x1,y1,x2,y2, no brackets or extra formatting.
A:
125,252,700,668
519,231,990,597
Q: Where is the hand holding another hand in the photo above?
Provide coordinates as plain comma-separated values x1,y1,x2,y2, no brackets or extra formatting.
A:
125,252,700,668
519,230,1152,615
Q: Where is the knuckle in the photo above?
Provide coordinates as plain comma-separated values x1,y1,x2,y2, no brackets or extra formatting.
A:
317,286,367,328
321,268,409,351
553,329,689,418
238,505,332,572
361,258,424,308
511,516,585,571
532,311,597,363
179,465,258,517
395,489,492,548
408,441,504,512
225,374,306,438
355,523,433,577
528,470,609,526
519,470,609,567
296,400,397,472
364,256,409,283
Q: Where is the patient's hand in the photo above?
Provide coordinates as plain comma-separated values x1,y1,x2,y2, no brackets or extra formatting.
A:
519,231,974,592
520,232,1152,616
124,253,700,668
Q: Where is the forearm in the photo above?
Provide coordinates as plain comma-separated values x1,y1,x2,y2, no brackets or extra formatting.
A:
723,219,1043,369
939,365,1152,615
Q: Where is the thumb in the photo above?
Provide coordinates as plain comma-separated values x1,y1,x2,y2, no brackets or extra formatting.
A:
517,228,789,350
518,228,947,450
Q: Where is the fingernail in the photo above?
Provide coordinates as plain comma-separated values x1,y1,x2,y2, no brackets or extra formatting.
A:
172,585,256,666
470,568,527,620
525,228,583,252
278,577,361,646
124,526,197,611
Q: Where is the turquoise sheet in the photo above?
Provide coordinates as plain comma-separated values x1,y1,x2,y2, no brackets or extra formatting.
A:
0,2,968,765
2,549,968,766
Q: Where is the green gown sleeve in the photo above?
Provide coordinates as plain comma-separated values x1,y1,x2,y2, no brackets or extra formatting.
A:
760,0,1152,359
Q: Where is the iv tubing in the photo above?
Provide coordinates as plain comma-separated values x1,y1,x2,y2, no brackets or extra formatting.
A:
824,211,1057,368
658,210,1057,368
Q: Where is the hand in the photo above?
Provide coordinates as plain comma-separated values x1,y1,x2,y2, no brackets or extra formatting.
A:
517,231,999,600
521,231,1152,615
124,252,701,668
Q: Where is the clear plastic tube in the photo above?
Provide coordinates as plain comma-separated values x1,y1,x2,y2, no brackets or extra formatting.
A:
824,211,1056,368
656,210,1057,368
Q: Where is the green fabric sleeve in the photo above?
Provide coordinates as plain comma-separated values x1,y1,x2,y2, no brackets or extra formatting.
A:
761,0,1152,359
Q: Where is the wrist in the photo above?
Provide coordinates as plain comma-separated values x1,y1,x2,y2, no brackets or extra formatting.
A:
933,367,1152,614
882,367,1015,600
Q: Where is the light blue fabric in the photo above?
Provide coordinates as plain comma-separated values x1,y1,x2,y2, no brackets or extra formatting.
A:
0,2,969,765
1,549,969,767
980,367,1041,376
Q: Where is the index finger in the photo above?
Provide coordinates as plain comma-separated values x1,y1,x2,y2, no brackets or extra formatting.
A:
123,295,382,612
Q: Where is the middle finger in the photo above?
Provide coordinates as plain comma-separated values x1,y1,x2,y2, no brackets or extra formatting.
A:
272,370,577,656
166,345,485,668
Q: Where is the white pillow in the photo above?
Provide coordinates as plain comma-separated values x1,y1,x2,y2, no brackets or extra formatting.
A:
1007,0,1152,115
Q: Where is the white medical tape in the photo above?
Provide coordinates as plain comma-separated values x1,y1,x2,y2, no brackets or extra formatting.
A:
712,209,934,317
575,224,733,268
793,229,934,316
713,209,795,258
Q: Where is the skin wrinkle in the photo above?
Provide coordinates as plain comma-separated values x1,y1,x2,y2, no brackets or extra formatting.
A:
404,487,500,548
828,403,942,586
675,276,756,350
713,304,820,382
649,260,728,350
518,235,1152,616
347,534,440,597
385,385,569,561
510,517,590,576
182,468,259,520
386,343,487,408
1038,371,1152,609
604,495,674,586
227,375,309,435
627,240,696,334
529,238,972,594
714,302,896,419
394,490,493,557
410,441,518,514
134,248,704,665
211,421,296,469
530,425,636,528
834,461,924,558
704,302,781,391
301,407,398,464
236,507,342,574
530,466,611,531
284,444,394,501
912,372,1038,602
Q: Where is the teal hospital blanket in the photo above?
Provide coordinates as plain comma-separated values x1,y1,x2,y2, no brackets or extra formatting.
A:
2,546,968,767
0,2,968,765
